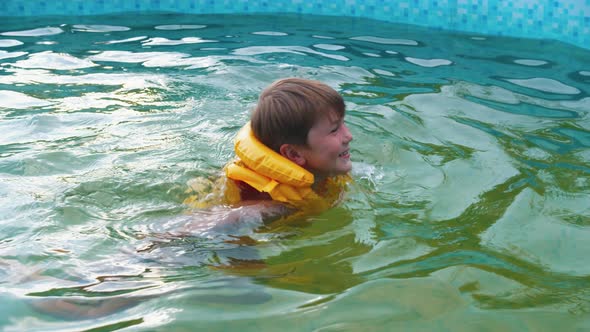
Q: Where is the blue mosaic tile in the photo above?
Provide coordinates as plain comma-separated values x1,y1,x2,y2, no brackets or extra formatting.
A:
0,0,588,49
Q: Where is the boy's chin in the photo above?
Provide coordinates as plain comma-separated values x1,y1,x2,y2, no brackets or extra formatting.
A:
329,166,353,177
312,163,352,178
339,161,353,174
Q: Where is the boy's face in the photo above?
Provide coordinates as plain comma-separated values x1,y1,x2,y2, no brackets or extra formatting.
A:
298,112,353,177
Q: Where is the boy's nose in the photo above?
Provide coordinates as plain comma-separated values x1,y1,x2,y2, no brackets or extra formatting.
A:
342,124,353,143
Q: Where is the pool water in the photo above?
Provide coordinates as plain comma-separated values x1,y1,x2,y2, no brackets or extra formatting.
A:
1,13,589,331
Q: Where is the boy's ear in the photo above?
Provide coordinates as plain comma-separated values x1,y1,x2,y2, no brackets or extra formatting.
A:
279,144,306,166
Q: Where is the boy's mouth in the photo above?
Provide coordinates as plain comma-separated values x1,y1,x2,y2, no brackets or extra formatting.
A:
339,150,350,159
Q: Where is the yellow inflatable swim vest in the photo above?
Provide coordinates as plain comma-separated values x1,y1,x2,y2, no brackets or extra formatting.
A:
226,122,315,203
184,122,349,212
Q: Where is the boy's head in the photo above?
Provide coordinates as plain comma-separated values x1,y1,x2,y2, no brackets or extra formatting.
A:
251,78,352,177
251,78,345,152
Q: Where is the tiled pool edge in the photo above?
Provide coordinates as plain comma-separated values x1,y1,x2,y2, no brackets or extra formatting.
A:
1,0,588,50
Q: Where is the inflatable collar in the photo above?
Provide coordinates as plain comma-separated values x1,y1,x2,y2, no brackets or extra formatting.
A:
226,122,315,203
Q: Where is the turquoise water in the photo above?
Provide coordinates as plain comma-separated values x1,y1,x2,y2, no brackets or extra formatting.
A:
1,13,589,331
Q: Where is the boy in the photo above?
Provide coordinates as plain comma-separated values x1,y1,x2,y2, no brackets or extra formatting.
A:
185,78,353,221
21,78,354,319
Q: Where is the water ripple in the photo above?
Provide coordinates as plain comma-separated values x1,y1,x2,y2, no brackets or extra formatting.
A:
155,24,207,30
252,31,288,36
142,37,217,46
1,27,63,37
0,50,27,60
1,13,589,330
72,24,131,33
506,77,581,95
0,90,52,109
13,51,97,70
0,39,23,47
514,59,548,66
405,57,453,67
232,45,349,61
350,36,419,45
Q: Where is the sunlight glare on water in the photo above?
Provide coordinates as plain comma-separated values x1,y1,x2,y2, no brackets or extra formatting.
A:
0,13,589,331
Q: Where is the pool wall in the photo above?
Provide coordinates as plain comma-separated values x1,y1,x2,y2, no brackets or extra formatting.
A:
1,0,589,50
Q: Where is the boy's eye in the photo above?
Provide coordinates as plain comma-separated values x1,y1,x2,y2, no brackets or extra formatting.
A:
329,118,344,134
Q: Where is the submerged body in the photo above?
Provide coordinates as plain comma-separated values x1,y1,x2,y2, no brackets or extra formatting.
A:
226,122,352,211
185,78,354,226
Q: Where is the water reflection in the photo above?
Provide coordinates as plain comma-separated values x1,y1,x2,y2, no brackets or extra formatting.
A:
0,39,23,47
0,12,589,331
1,27,63,37
72,24,131,33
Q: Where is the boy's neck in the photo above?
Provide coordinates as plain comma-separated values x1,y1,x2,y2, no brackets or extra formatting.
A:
312,174,328,190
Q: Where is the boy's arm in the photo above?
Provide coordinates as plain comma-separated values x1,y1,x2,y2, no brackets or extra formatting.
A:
170,200,293,237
